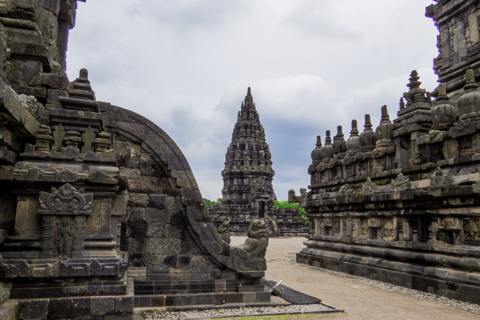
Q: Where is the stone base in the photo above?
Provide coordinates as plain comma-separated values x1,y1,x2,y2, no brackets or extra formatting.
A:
15,294,134,320
297,251,480,304
134,291,271,308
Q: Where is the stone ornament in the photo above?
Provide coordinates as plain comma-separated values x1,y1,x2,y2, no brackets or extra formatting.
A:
361,177,377,195
428,217,463,244
367,218,381,228
430,167,452,187
464,220,480,242
391,173,411,192
383,220,395,240
338,184,353,196
38,183,93,215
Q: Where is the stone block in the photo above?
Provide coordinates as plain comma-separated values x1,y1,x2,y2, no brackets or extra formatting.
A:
19,299,48,319
150,295,165,307
114,296,133,314
126,176,171,194
127,193,148,207
47,297,91,319
91,297,115,316
148,194,167,209
119,168,140,180
46,89,67,105
41,73,69,89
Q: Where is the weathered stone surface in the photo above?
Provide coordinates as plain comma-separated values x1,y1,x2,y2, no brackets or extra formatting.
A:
128,193,149,207
207,88,306,237
298,1,480,305
0,2,271,317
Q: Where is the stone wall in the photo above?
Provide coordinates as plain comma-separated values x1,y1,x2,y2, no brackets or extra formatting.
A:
296,0,480,305
0,1,271,318
297,71,480,303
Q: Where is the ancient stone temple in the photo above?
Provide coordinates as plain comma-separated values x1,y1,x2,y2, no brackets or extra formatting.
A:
295,0,480,304
207,88,306,237
0,1,271,319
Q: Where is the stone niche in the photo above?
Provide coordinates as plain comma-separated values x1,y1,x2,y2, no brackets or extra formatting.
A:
0,1,271,319
298,1,480,304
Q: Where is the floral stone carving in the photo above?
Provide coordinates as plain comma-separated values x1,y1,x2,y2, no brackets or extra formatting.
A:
362,177,377,195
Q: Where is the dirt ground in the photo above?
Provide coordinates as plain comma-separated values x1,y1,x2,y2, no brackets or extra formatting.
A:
230,236,478,320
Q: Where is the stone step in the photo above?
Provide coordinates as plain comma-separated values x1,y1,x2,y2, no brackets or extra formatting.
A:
134,291,270,308
134,279,236,295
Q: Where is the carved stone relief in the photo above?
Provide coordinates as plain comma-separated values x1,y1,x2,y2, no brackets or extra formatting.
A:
38,184,93,259
391,173,411,192
362,177,377,195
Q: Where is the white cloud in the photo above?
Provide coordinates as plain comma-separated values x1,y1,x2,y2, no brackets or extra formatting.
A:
67,0,440,201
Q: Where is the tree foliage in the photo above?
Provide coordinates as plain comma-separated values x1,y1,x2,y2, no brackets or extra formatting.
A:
273,200,309,225
203,198,222,207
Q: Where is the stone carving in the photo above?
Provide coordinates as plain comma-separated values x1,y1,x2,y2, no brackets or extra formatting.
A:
361,177,377,195
430,167,452,187
38,183,93,215
391,173,411,192
464,220,480,242
338,184,353,196
231,219,269,271
55,217,74,259
383,220,395,240
428,217,463,244
368,218,381,228
217,221,231,244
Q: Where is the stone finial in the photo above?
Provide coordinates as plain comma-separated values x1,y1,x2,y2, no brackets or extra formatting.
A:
79,68,88,79
407,70,421,91
359,114,376,152
350,120,359,136
333,126,347,155
375,105,393,147
311,135,323,162
431,83,457,129
322,130,334,159
380,105,390,124
325,130,332,145
364,114,373,131
457,69,480,120
464,69,478,91
347,120,360,155
437,83,448,101
399,97,405,110
316,135,323,147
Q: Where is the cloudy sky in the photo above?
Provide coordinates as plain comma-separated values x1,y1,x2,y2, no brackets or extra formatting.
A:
66,0,439,201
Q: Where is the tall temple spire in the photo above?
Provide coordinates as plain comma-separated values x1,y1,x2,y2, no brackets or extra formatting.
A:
221,87,276,209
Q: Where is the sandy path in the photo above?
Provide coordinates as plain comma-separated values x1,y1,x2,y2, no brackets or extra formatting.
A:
230,236,477,320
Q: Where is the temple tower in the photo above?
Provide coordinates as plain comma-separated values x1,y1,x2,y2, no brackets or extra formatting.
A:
221,87,276,218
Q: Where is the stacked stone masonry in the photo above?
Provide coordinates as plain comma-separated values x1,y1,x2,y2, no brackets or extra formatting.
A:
207,88,306,237
296,0,480,305
0,1,271,319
